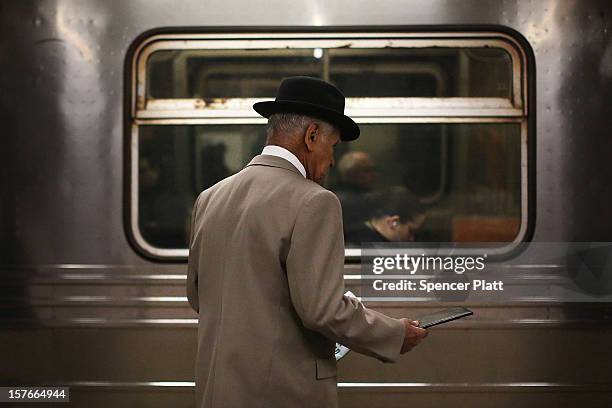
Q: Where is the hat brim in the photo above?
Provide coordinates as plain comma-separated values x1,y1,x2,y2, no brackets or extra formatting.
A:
253,100,360,141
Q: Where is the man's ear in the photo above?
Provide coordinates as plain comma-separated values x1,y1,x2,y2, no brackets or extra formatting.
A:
388,215,401,229
304,122,320,152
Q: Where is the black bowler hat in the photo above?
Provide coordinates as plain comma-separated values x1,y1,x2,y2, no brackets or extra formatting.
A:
253,76,360,141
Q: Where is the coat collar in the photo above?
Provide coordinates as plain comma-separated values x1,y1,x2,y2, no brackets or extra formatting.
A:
245,154,303,176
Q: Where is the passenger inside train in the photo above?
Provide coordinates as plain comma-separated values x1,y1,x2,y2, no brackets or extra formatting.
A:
344,186,427,245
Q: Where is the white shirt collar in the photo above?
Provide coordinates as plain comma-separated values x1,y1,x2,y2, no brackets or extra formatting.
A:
261,145,306,178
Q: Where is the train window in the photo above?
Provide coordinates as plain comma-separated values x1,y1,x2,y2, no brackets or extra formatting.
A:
129,32,529,258
147,47,512,99
137,124,267,249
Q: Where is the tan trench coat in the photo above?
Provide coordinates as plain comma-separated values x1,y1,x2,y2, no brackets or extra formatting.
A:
187,154,405,408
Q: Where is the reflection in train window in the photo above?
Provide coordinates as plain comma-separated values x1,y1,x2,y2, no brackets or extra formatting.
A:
138,123,521,249
147,47,512,99
138,125,267,248
333,123,521,246
130,33,529,257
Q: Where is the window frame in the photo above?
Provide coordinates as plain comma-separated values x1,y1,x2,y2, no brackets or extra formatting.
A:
126,29,533,261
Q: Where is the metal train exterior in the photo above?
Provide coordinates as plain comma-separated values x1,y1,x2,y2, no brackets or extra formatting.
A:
1,0,612,407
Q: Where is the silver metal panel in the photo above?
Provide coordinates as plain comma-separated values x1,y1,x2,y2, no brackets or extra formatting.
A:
2,0,610,267
1,0,611,406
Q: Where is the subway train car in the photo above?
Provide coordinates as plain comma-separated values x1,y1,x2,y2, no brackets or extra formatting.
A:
1,0,612,406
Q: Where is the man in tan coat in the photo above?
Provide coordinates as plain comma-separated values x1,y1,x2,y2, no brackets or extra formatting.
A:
187,76,428,408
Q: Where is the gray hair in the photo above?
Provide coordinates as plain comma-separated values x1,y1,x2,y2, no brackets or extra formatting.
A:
266,113,335,141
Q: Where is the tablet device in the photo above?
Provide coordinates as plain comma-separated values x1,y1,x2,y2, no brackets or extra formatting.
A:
417,307,473,328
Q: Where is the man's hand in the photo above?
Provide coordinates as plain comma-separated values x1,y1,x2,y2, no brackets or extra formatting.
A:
399,319,428,354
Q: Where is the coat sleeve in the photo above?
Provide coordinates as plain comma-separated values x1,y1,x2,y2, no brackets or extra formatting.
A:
286,189,406,363
186,193,203,313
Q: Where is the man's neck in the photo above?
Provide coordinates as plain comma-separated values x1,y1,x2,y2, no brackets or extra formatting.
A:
369,219,392,241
